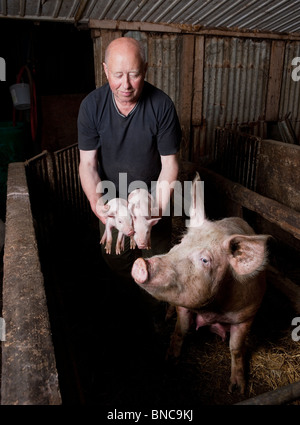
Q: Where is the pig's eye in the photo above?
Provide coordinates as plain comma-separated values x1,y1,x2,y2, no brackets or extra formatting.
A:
200,257,209,265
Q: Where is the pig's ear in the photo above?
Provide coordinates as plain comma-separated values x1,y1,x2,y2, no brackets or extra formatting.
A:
148,217,161,226
224,234,270,277
188,172,205,227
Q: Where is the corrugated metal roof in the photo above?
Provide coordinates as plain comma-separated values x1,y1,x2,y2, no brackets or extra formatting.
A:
1,0,300,35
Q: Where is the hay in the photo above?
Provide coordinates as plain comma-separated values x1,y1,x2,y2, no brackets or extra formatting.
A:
248,337,300,397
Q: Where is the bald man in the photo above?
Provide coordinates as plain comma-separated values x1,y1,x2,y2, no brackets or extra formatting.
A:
78,37,181,279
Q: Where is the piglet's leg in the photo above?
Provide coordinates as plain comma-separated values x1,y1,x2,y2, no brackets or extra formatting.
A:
103,226,113,254
166,306,193,361
115,232,125,255
100,229,107,246
130,236,136,250
228,320,252,394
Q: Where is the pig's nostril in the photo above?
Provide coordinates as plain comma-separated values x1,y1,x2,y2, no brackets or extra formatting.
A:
131,257,148,284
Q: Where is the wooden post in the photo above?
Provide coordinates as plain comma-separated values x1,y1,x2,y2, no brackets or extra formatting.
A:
265,40,285,122
91,29,122,88
179,35,195,161
191,35,205,159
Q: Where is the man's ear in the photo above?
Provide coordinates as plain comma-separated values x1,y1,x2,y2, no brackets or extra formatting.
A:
103,62,109,79
143,62,148,76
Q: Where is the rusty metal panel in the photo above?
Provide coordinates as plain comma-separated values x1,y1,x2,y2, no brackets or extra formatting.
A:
200,36,271,155
145,33,181,109
2,0,300,35
279,41,300,139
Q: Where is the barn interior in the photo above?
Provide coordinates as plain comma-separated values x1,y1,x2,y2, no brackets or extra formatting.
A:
0,0,300,409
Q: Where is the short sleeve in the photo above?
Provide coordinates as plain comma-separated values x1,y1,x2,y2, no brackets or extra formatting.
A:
156,102,181,156
77,96,101,151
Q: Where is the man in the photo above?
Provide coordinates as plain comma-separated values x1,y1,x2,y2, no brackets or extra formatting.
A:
78,36,181,279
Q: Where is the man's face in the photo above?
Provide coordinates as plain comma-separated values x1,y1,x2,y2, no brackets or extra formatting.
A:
103,47,147,106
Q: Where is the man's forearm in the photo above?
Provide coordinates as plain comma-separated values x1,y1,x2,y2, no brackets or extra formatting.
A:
155,154,179,216
79,161,102,217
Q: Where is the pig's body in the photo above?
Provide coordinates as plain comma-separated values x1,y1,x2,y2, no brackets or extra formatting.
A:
96,198,134,255
131,174,270,393
128,188,160,250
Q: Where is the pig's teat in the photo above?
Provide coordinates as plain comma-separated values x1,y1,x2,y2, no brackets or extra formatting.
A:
131,257,148,284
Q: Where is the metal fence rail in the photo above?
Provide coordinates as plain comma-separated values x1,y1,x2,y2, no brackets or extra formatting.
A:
214,127,261,191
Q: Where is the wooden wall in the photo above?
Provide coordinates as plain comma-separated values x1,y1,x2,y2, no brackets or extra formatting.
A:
90,24,300,162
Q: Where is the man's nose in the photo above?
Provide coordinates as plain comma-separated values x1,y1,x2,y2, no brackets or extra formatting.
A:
122,74,131,89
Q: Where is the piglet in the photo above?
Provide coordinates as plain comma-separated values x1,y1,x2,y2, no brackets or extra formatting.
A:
128,188,160,250
96,198,134,255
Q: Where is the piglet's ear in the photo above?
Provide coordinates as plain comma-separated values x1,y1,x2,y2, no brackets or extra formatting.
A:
96,202,110,217
224,234,270,277
148,217,161,227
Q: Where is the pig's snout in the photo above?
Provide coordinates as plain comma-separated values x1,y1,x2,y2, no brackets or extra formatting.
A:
131,257,148,284
127,228,134,237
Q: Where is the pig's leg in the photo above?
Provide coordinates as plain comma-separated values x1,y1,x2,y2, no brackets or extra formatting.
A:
130,236,136,249
165,304,176,321
103,225,113,254
100,228,107,246
166,306,193,361
228,320,252,394
115,232,125,255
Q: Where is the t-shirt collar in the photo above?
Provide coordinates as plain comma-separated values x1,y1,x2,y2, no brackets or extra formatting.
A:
112,93,139,118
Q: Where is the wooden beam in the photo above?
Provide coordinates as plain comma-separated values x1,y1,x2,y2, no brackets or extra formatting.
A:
265,40,285,121
191,35,205,159
179,35,195,161
180,162,300,241
198,166,300,240
88,19,300,41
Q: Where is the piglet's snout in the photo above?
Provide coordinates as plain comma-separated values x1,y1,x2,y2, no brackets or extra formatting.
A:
131,257,148,284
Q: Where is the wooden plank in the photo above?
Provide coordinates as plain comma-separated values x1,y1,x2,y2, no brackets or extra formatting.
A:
178,35,195,160
89,19,181,33
88,19,300,41
256,139,300,212
197,166,300,241
180,162,300,241
192,35,204,125
191,35,205,159
2,163,61,405
265,40,285,122
91,29,122,88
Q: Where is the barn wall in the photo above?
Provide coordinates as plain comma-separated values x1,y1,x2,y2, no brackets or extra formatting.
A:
91,28,300,161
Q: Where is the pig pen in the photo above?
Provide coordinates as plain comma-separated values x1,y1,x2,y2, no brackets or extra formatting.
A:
1,142,299,406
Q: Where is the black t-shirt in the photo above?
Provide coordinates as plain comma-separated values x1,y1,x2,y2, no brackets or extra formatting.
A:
77,81,181,197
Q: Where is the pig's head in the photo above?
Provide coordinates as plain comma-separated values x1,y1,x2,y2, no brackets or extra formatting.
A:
96,198,134,236
128,188,160,249
131,173,270,310
132,216,160,249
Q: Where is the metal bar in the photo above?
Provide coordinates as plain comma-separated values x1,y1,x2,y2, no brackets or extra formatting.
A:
236,380,300,405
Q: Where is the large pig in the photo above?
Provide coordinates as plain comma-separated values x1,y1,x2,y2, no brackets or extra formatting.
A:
128,188,161,250
131,173,270,394
96,198,134,255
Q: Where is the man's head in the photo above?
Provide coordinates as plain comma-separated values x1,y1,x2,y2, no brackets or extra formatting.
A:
103,37,148,107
